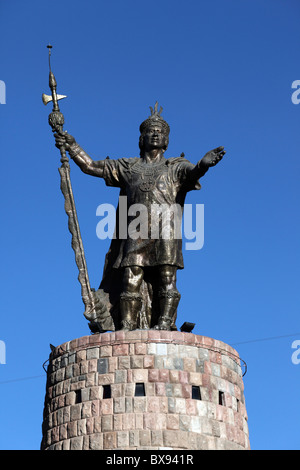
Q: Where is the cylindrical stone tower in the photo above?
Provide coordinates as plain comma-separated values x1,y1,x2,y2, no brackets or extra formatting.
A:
41,330,250,450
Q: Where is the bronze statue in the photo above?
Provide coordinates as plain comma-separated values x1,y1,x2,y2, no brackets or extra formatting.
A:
54,103,225,333
43,45,225,334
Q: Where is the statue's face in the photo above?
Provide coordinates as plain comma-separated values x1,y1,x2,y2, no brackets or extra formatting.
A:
143,125,166,152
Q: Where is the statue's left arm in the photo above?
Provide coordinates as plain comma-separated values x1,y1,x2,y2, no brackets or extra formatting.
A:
189,146,226,181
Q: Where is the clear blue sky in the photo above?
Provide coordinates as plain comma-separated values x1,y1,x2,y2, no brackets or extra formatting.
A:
0,0,299,450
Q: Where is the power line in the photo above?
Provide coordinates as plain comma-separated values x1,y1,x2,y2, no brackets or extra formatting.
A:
230,332,300,346
0,332,299,385
0,375,44,385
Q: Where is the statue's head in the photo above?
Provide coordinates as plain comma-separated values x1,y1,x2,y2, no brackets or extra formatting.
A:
139,102,170,155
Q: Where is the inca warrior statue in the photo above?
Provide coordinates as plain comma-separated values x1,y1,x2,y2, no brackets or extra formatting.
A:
44,47,226,334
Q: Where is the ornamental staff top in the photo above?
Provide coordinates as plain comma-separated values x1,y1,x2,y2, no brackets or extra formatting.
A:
42,44,67,112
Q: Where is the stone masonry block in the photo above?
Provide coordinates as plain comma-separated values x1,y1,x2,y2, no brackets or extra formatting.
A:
103,432,116,449
113,397,126,414
89,433,103,450
112,343,129,356
100,345,112,357
117,431,129,448
97,358,108,375
70,436,84,450
86,348,99,360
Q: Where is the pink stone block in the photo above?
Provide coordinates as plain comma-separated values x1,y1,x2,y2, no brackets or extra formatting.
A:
181,384,192,398
178,370,189,384
59,424,68,441
94,416,101,433
117,431,129,448
98,373,114,385
108,356,118,373
163,430,179,447
67,421,77,438
76,349,86,362
100,345,113,357
146,396,160,413
143,355,154,369
78,336,89,348
103,432,116,449
101,332,115,344
204,361,212,375
114,330,126,342
113,414,123,431
122,413,135,431
169,370,179,383
202,373,211,387
147,330,161,341
135,342,147,355
126,330,142,341
148,369,159,382
89,334,101,346
158,369,169,382
159,397,168,413
166,414,179,430
210,351,222,364
144,413,166,431
183,357,196,372
88,359,98,373
100,399,113,415
170,331,184,343
51,426,60,443
132,368,148,383
159,330,173,341
112,343,129,356
182,332,196,345
91,400,99,417
155,382,166,396
69,339,78,351
185,399,197,416
86,418,94,434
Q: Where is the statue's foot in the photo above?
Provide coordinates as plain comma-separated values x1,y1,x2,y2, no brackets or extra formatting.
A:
153,317,172,331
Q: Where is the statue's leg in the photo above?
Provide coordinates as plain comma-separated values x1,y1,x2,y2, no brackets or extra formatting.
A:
120,266,143,331
154,265,181,330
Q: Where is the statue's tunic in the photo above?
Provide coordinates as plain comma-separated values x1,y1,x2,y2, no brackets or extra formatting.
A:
102,155,201,270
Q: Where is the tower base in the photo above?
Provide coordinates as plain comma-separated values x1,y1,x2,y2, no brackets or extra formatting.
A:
41,330,250,450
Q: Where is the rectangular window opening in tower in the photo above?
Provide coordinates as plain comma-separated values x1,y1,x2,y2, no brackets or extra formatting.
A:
219,391,225,406
134,383,146,397
75,390,82,404
192,385,201,400
103,384,112,399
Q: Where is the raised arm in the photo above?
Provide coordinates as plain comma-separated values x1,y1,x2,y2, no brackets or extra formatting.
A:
189,146,226,181
54,132,105,177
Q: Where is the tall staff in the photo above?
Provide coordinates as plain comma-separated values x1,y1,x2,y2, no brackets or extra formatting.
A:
42,44,97,325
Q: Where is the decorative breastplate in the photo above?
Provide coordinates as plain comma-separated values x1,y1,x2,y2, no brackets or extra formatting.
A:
130,159,167,192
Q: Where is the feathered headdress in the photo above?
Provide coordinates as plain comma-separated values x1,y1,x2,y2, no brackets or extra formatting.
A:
139,102,170,136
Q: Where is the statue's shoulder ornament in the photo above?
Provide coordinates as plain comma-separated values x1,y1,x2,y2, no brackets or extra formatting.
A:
166,152,190,166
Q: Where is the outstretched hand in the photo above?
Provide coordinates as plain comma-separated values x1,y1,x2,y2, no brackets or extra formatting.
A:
54,132,76,151
201,146,226,168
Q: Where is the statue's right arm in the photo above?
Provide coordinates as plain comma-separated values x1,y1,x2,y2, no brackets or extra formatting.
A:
68,142,104,177
54,133,104,177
